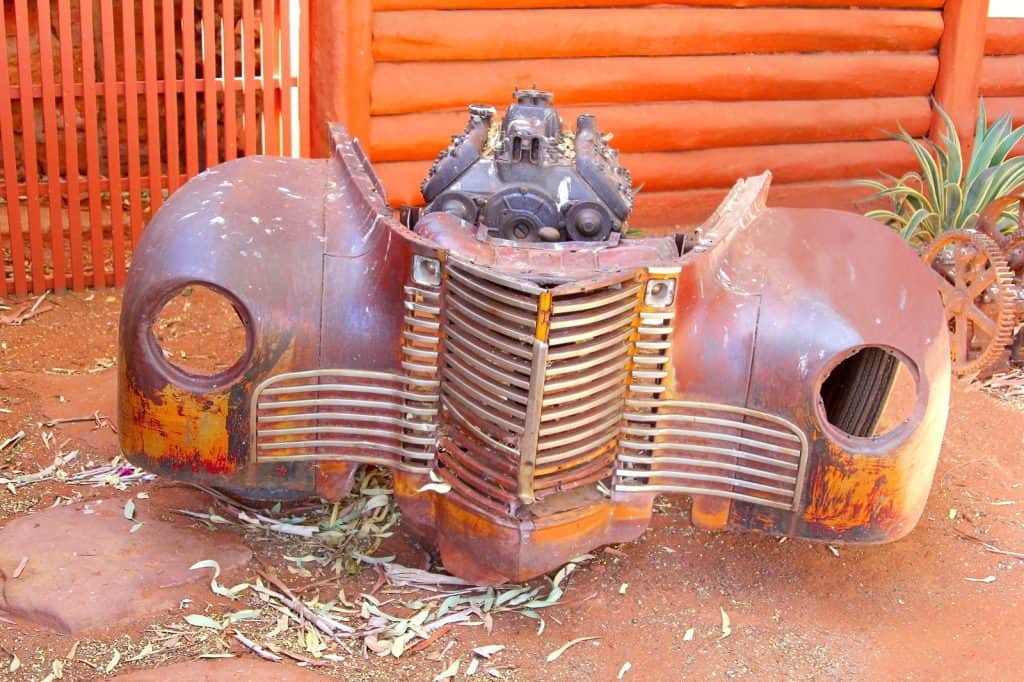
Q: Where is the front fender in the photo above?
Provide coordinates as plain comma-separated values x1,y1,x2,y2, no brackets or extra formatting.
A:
670,205,950,542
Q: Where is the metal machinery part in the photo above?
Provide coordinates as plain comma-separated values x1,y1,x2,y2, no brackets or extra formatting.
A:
922,230,1017,377
974,193,1024,370
119,94,951,584
420,90,632,243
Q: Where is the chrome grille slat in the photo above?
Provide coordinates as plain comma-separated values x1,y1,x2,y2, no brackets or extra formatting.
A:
546,328,633,361
535,413,623,451
540,388,625,422
547,297,640,330
613,483,795,511
257,397,435,417
548,310,638,345
537,400,623,437
260,427,435,446
260,384,439,403
624,410,803,443
448,278,538,326
544,343,627,377
404,315,439,330
442,397,520,456
619,439,801,470
535,426,619,464
405,300,441,316
444,357,531,405
452,258,545,295
442,393,525,435
544,355,628,392
445,365,531,416
259,411,434,431
617,454,797,484
446,337,533,390
619,468,793,497
446,295,536,343
550,283,641,313
445,306,535,358
404,286,439,301
446,266,539,311
446,335,532,387
541,372,626,407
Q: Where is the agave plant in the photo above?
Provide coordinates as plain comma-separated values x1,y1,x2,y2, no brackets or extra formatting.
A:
856,100,1024,247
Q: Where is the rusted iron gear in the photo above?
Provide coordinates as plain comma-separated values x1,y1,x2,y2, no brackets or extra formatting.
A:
922,230,1017,377
1000,232,1024,277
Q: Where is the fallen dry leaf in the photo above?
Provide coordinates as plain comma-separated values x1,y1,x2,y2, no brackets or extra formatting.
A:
11,556,27,579
683,627,695,641
964,575,997,583
618,661,632,678
546,636,599,663
433,659,459,681
104,649,121,673
472,645,505,659
720,607,732,638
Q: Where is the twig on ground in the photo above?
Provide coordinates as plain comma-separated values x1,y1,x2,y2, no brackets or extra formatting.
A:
954,527,1024,560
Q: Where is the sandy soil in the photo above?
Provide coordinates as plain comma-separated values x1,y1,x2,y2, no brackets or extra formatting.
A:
0,289,1022,681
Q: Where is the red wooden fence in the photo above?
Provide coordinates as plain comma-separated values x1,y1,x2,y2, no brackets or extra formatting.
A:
0,0,309,296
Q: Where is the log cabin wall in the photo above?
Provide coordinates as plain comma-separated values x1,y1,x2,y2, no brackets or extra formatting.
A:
983,16,1024,130
315,0,954,232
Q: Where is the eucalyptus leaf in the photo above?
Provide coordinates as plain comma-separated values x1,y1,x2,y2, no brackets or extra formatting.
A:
184,614,224,630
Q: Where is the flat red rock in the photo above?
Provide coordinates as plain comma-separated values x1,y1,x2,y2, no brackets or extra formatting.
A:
112,658,329,681
0,491,251,634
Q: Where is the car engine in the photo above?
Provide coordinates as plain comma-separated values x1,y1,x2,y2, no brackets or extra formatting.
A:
419,89,633,243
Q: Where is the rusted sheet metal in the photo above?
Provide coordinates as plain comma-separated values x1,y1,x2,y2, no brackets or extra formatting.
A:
119,96,950,584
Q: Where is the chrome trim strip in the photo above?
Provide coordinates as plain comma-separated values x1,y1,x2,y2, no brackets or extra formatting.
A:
518,340,549,504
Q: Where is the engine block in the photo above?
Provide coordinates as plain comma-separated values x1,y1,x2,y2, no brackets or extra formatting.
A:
421,89,633,243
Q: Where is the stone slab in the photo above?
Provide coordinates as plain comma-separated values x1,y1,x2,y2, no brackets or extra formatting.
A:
0,491,252,634
112,659,330,681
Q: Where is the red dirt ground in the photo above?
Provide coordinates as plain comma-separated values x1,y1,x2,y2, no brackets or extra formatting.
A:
0,289,1022,680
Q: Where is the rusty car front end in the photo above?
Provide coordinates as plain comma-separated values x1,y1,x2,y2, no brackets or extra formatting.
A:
119,93,950,583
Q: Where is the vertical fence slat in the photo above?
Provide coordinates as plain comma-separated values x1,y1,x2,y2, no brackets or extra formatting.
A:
14,0,47,293
121,1,144,249
0,8,24,296
141,0,163,216
299,0,311,157
57,0,83,290
280,0,293,156
242,0,259,155
162,0,181,195
183,1,199,176
262,0,280,155
223,0,238,162
202,0,219,168
36,0,67,291
80,1,107,288
99,0,126,285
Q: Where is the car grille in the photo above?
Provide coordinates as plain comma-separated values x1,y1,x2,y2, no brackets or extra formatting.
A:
250,282,441,473
438,257,640,513
615,399,810,512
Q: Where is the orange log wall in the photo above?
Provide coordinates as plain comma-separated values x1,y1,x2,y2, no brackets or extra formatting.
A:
319,0,953,231
983,17,1024,134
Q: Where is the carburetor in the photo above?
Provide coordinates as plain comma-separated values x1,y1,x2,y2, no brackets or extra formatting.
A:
420,89,633,242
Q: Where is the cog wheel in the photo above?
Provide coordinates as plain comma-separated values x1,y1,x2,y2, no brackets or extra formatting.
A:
922,230,1017,378
1000,232,1024,279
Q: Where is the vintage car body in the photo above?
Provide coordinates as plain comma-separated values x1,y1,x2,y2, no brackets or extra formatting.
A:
119,94,950,583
